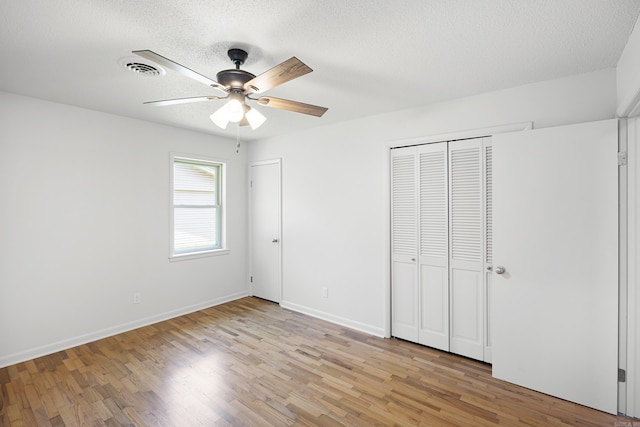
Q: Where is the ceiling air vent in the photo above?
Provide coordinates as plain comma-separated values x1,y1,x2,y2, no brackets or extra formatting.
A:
118,56,165,77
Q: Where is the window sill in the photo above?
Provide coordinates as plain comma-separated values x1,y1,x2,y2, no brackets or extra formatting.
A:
169,249,230,262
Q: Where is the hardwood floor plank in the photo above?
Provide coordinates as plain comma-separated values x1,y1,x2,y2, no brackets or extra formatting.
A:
0,297,637,426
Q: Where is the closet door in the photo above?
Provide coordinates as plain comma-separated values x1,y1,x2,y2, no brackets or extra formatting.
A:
391,147,419,342
417,143,449,351
483,139,493,363
449,138,485,361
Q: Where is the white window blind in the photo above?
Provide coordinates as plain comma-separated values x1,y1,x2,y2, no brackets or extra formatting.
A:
172,157,223,256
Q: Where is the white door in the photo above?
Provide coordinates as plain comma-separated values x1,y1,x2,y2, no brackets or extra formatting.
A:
417,142,450,351
483,140,494,363
492,119,618,414
250,160,282,303
391,147,419,342
448,138,486,361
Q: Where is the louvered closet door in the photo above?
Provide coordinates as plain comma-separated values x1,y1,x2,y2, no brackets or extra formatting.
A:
417,142,449,351
391,147,419,342
449,138,485,361
483,139,493,363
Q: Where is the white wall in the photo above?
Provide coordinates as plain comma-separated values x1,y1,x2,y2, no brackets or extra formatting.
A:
0,92,248,367
247,68,617,337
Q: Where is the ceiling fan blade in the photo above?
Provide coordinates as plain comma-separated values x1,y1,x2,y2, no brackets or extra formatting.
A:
257,96,328,117
143,96,224,107
244,57,312,94
133,50,226,92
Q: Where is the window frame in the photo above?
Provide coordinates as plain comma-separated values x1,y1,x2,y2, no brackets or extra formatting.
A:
169,152,228,261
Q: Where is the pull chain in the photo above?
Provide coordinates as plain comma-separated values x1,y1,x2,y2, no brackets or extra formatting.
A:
236,123,240,153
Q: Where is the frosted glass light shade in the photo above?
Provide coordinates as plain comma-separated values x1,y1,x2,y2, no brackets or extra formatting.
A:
226,99,244,123
210,104,230,129
245,107,267,130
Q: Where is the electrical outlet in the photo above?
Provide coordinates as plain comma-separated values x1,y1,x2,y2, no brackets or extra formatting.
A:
133,292,141,304
322,287,328,298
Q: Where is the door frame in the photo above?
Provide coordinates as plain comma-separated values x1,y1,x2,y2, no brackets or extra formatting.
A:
626,116,639,417
249,158,283,302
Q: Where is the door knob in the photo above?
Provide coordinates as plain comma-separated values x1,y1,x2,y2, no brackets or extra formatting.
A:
272,238,279,243
495,266,506,274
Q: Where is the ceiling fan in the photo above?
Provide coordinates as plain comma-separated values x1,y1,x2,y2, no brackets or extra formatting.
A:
133,48,328,130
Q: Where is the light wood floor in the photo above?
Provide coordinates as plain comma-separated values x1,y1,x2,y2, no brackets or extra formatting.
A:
0,297,635,426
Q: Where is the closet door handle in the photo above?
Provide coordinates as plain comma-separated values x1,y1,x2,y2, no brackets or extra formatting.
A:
495,266,506,275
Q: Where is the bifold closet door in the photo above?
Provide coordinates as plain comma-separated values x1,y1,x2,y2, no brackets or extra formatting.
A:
483,140,493,363
448,138,486,361
391,144,450,350
391,140,490,361
391,147,419,342
417,143,449,351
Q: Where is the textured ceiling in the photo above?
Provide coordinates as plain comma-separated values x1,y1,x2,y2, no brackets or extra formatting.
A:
1,0,639,141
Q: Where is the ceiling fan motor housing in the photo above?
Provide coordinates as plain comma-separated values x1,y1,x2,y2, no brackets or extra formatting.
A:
216,69,255,90
216,48,255,90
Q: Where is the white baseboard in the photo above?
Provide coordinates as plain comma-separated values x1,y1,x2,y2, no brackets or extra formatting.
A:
0,291,249,368
280,300,386,338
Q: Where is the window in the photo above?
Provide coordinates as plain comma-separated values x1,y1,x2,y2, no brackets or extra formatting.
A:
170,154,226,259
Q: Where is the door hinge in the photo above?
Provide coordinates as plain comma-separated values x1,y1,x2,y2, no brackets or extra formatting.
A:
250,180,253,188
619,368,626,382
618,152,628,166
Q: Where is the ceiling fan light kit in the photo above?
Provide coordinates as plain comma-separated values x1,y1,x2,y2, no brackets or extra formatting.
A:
132,47,328,131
